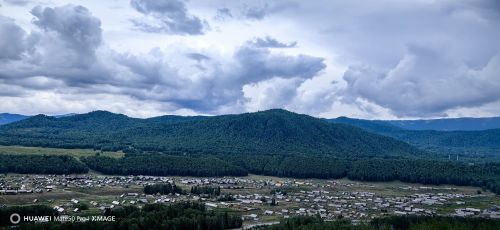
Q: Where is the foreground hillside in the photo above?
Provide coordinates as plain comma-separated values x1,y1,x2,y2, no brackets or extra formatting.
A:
0,109,421,158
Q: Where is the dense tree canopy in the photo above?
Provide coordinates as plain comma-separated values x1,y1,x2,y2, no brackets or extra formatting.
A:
3,202,242,230
144,183,184,195
330,117,500,162
0,154,88,174
81,154,247,177
82,153,500,194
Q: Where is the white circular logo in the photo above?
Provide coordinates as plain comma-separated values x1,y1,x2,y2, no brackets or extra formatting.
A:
10,213,21,224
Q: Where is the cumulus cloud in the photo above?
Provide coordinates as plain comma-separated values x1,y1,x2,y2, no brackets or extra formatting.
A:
341,45,500,117
234,43,324,81
0,2,326,116
107,42,326,113
243,77,302,111
249,36,297,48
0,16,26,60
130,0,206,35
2,0,500,118
0,4,107,91
30,5,102,66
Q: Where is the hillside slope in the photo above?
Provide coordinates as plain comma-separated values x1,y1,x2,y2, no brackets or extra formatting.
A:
329,117,500,161
0,109,422,158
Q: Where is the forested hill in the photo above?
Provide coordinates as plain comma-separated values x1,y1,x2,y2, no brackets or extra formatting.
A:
0,109,422,158
329,117,500,161
331,116,500,131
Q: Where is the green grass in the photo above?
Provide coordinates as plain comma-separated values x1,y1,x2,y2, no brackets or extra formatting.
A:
0,145,124,159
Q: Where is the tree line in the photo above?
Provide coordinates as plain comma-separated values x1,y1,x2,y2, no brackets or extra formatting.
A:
81,154,247,177
0,152,497,195
191,186,221,197
0,154,88,174
82,154,500,194
143,183,184,195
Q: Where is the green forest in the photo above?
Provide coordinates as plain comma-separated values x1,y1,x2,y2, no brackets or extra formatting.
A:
0,110,423,158
82,154,500,194
4,205,499,230
0,109,498,194
1,202,242,229
81,154,247,177
330,117,500,162
0,154,88,174
143,183,184,195
0,151,498,194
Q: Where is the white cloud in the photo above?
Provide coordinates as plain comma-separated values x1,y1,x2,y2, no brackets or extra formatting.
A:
341,45,500,117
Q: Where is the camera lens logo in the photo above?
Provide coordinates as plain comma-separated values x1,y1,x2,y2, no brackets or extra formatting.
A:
10,213,21,224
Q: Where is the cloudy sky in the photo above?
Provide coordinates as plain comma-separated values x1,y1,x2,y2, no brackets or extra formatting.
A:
0,0,499,119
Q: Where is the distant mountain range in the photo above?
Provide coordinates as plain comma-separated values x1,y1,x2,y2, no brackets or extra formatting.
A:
0,109,422,158
327,116,500,131
329,117,500,161
386,117,500,131
2,111,500,131
0,113,29,125
0,113,78,125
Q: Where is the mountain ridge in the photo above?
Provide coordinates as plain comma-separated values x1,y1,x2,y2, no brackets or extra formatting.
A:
0,109,422,158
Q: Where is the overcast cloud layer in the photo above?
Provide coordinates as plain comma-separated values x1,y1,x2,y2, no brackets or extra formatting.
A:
0,0,499,119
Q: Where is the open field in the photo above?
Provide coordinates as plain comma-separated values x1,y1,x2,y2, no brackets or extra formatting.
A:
0,145,124,159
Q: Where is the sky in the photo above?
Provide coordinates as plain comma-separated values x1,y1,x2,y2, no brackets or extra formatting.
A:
0,0,499,119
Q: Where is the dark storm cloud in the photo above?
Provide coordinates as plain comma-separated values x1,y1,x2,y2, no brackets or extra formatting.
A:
0,16,26,60
240,1,296,20
235,43,325,82
214,7,232,21
186,53,210,62
130,0,206,35
250,36,297,48
110,42,326,113
3,0,29,6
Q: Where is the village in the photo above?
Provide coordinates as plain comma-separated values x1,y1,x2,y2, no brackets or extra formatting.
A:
1,173,499,226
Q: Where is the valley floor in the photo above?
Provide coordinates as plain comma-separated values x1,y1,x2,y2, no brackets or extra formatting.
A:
1,173,499,228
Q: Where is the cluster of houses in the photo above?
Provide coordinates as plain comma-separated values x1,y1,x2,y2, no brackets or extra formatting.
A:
1,174,498,222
